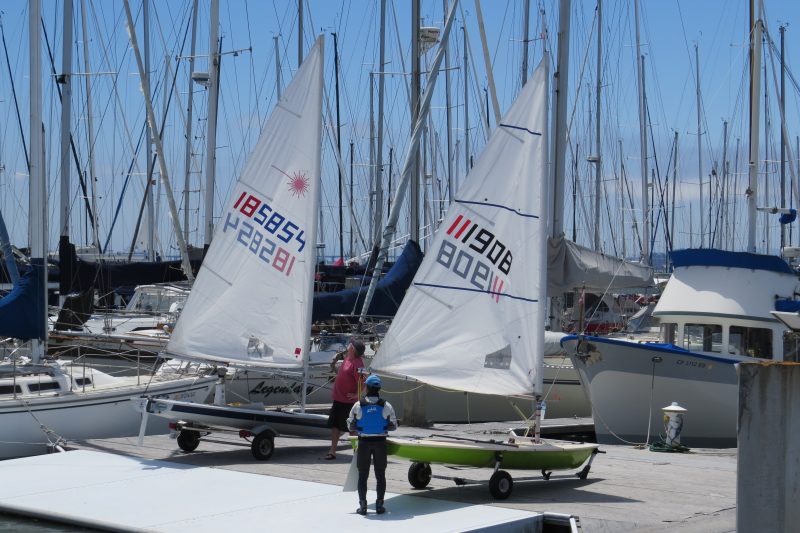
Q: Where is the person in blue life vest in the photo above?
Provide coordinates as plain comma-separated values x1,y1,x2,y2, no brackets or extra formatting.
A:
347,374,397,516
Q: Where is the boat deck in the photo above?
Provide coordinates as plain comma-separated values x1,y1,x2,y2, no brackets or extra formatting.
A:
0,418,737,531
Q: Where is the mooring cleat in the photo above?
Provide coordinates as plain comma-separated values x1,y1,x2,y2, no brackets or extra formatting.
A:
356,500,368,516
375,499,386,514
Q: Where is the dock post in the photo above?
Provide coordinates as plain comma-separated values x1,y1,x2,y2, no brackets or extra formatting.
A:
737,362,800,531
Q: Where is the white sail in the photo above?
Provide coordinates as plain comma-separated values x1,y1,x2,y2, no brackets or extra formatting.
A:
166,37,324,368
372,56,550,398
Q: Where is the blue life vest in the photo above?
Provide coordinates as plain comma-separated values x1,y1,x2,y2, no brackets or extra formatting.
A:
356,398,388,435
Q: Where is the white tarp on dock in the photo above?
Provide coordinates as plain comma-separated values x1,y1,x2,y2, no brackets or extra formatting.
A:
0,450,539,532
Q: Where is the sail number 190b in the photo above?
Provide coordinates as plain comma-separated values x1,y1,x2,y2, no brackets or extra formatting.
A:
445,215,512,275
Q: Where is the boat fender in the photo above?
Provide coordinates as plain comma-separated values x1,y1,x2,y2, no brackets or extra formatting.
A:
356,399,388,435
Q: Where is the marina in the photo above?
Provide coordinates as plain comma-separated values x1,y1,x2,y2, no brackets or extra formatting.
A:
1,0,799,530
0,420,738,532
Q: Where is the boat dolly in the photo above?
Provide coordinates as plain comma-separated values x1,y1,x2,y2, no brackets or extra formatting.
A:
169,420,277,461
407,448,602,500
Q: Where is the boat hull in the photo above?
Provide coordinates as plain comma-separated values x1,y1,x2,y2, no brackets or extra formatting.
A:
145,398,331,439
384,436,598,470
0,376,216,459
563,335,742,447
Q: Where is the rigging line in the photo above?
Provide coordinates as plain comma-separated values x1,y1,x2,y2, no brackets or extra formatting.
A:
0,15,29,170
40,15,97,237
322,89,369,254
223,1,248,158
108,8,192,253
563,7,596,166
389,0,412,112
763,28,800,208
244,1,260,127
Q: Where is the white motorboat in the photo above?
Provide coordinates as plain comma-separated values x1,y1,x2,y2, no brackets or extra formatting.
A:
562,249,800,447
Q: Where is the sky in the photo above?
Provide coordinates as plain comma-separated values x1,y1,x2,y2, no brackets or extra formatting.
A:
1,0,800,265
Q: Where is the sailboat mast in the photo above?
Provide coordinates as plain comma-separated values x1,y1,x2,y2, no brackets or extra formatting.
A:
550,0,570,240
58,0,74,303
747,0,763,253
522,0,530,85
411,0,421,244
204,0,220,250
274,36,282,100
672,131,679,252
142,0,155,260
593,0,602,250
301,37,325,411
695,44,704,248
439,3,451,210
297,0,303,66
333,32,343,260
780,24,786,250
548,0,571,332
375,0,387,241
722,121,729,249
29,0,47,362
474,0,500,125
634,0,648,264
183,0,198,247
463,25,469,175
80,0,101,253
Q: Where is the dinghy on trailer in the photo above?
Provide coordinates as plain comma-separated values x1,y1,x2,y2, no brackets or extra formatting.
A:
365,55,598,499
139,37,330,459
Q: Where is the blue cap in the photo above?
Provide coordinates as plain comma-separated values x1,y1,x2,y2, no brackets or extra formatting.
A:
365,374,382,388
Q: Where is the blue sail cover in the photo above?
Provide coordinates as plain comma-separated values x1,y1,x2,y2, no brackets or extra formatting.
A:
670,248,794,274
0,262,46,340
312,240,423,322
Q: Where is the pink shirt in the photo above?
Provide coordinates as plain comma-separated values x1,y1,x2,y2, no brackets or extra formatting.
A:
332,356,365,403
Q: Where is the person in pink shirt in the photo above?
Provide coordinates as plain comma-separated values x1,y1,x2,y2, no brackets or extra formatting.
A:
324,339,366,460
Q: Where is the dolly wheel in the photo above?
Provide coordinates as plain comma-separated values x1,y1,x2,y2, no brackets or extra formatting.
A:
251,432,275,460
407,462,432,489
489,470,513,500
176,430,200,452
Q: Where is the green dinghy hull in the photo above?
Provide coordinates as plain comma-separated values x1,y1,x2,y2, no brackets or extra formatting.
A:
384,436,598,470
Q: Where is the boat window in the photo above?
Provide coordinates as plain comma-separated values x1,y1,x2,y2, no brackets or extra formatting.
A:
783,332,800,362
75,378,93,386
127,288,186,313
660,323,677,344
684,324,722,352
0,384,23,395
27,381,61,392
729,326,772,359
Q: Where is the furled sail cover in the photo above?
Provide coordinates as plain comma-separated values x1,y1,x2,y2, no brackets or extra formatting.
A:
547,235,654,294
167,38,324,368
0,263,45,340
372,56,550,397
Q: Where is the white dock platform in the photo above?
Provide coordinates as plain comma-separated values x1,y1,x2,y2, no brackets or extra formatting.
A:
0,450,540,532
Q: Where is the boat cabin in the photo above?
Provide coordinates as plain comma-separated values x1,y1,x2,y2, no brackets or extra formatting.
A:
653,250,800,362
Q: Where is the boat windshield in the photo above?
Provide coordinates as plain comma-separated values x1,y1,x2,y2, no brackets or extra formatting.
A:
126,287,187,313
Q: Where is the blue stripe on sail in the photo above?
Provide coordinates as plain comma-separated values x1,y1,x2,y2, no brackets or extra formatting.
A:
499,123,542,136
454,200,539,219
414,282,538,303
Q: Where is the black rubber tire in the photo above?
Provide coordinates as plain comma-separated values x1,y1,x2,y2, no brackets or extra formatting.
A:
489,470,513,500
251,432,275,460
407,462,432,489
176,430,200,452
